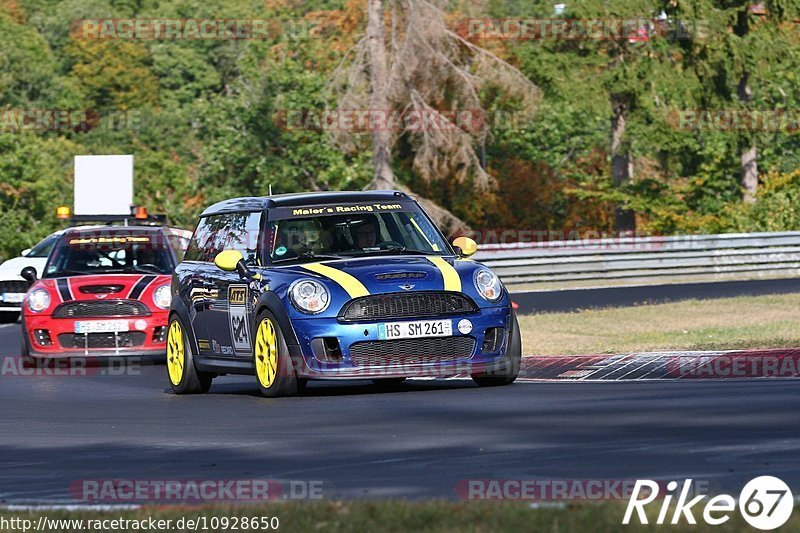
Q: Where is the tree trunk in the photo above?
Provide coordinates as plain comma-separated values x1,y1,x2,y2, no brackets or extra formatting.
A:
741,143,758,203
611,95,635,232
365,0,394,190
734,12,758,203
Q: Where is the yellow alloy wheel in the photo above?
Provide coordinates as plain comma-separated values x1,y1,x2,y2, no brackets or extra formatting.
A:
255,318,278,388
167,321,185,386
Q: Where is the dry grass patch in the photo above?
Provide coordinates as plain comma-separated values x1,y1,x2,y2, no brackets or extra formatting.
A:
519,293,800,356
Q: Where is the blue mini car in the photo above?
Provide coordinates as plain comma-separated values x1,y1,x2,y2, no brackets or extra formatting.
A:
167,190,521,397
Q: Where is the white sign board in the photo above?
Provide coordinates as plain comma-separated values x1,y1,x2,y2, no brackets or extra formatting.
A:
74,155,133,215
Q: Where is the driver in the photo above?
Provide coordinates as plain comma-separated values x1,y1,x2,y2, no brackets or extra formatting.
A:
352,216,381,250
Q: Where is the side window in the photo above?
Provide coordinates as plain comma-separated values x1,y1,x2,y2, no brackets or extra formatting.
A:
216,211,262,265
184,212,262,264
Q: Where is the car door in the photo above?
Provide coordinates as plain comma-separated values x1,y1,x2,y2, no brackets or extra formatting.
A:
205,211,262,359
180,216,218,355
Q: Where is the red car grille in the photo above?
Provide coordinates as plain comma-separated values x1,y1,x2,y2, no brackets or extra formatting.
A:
58,332,146,349
52,300,151,318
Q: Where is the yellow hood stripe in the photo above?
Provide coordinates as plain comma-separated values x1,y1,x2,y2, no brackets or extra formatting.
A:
301,262,370,298
428,256,461,292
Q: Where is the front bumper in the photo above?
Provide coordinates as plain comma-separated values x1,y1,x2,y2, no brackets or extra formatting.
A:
23,311,169,358
289,306,513,379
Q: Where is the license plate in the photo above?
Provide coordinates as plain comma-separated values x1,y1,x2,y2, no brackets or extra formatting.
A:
74,320,130,334
378,319,452,340
1,292,25,303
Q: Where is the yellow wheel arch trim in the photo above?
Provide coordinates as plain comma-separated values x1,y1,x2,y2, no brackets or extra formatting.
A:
300,262,369,298
166,320,185,386
255,318,278,388
428,256,462,292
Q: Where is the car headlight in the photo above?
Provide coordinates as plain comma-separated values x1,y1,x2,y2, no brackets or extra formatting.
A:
289,279,330,314
153,285,172,309
474,268,503,302
27,289,51,313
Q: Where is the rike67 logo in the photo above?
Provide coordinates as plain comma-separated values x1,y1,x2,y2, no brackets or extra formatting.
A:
624,476,794,530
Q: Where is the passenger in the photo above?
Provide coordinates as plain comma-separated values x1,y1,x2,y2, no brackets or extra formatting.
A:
278,219,324,258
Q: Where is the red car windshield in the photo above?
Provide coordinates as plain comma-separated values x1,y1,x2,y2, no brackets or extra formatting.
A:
43,230,175,278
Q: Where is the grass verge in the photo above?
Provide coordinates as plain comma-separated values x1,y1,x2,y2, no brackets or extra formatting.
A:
518,293,800,356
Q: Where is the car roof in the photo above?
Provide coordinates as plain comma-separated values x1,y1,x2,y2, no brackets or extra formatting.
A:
200,190,413,216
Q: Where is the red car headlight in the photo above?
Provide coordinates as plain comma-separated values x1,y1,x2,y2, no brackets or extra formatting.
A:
153,285,172,309
27,289,51,313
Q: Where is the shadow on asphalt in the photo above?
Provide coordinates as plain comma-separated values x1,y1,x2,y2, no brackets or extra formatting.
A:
206,377,483,399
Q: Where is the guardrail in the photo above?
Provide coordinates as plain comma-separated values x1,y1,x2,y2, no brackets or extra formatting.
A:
472,231,800,287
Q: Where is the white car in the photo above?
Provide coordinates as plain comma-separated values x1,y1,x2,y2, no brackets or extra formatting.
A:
0,231,63,323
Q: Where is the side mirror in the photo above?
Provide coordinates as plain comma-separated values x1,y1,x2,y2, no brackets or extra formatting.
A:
214,250,244,272
451,236,478,258
21,248,32,257
214,250,254,279
20,266,38,284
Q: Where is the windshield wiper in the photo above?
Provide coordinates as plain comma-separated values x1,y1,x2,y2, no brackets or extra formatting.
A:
338,246,434,257
377,246,432,255
47,269,94,277
124,265,166,274
272,251,346,264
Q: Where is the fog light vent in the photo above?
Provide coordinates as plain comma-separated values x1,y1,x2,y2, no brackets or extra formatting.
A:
33,329,52,346
311,337,342,363
481,327,505,353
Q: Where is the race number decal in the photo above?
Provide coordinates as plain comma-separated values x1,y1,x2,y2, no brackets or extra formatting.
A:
228,285,251,353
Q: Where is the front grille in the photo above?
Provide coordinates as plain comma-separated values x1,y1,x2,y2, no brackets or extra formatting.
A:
58,332,146,349
0,280,28,294
340,291,477,321
52,300,151,318
350,336,476,367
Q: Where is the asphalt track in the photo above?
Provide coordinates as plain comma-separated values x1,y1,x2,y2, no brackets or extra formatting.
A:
0,323,799,505
512,277,800,313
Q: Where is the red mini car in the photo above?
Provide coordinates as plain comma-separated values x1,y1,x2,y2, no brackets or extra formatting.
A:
20,225,181,359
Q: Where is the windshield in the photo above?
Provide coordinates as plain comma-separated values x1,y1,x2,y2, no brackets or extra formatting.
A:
43,230,176,277
266,201,450,263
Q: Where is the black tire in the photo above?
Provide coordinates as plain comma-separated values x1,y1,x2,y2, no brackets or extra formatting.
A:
253,310,299,398
20,321,30,357
372,377,407,386
297,378,308,395
19,321,36,367
472,310,522,387
167,316,213,394
0,311,19,324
